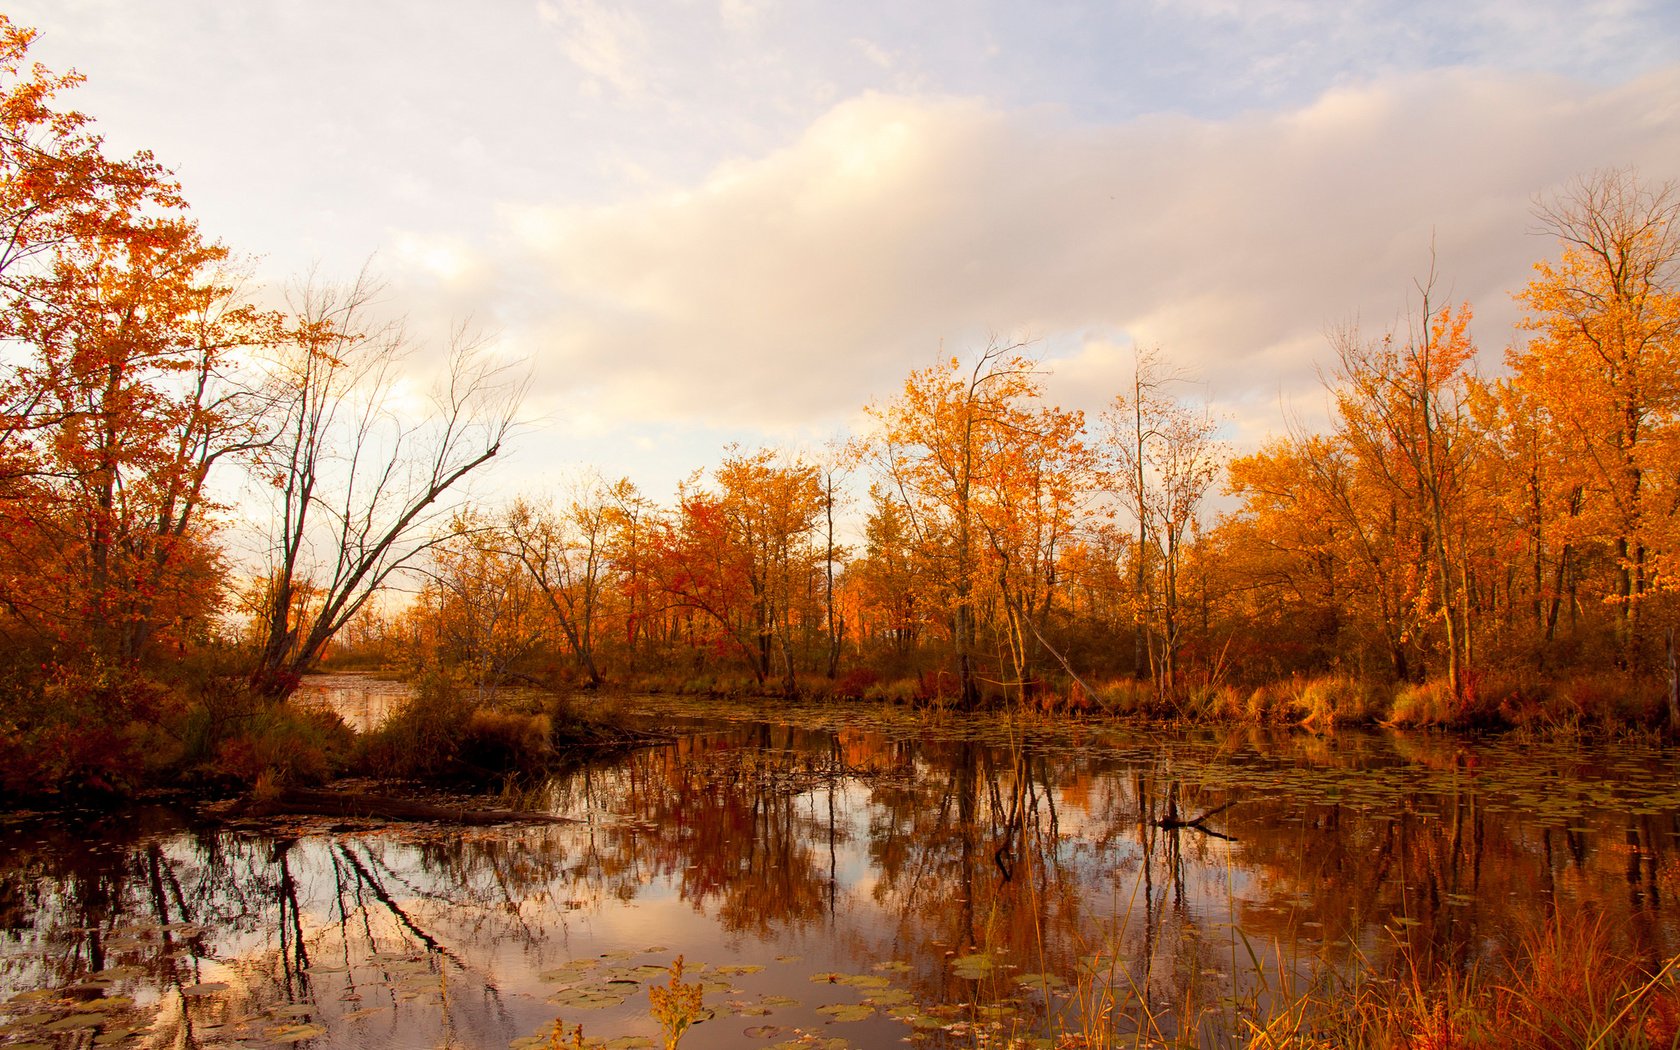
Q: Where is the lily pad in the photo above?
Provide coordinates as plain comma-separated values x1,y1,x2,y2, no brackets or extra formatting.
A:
271,1023,328,1043
817,1003,874,1022
1015,972,1066,993
949,954,995,980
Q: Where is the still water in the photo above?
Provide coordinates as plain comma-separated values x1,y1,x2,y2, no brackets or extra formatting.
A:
3,691,1678,1049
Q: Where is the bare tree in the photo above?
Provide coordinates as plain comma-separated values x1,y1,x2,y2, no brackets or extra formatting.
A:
250,272,527,694
1103,348,1224,700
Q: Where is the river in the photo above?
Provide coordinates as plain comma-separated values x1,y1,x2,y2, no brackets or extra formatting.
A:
2,686,1677,1048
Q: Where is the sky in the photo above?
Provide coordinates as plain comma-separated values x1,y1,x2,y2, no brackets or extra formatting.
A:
11,0,1680,502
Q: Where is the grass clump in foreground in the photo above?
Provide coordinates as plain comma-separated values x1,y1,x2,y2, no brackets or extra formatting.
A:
1064,909,1680,1050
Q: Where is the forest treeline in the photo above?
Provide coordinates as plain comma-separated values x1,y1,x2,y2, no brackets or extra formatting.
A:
2,14,1678,799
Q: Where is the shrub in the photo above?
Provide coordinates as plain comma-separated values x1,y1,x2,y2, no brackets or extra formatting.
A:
458,709,553,774
1091,677,1159,715
357,670,561,781
357,669,475,778
832,667,880,700
1244,681,1288,721
0,662,181,800
213,703,354,788
1389,679,1456,727
862,677,925,705
1293,674,1384,727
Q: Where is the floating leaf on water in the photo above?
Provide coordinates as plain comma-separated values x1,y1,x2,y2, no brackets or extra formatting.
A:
547,988,631,1010
1014,972,1065,993
77,995,135,1012
745,1024,789,1038
270,1023,329,1043
758,995,801,1009
817,1003,874,1022
949,954,995,980
717,964,765,976
835,974,890,991
44,1014,109,1032
871,961,910,973
809,972,844,984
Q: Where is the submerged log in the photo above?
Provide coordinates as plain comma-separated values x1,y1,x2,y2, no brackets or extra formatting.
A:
1154,800,1237,840
245,788,582,825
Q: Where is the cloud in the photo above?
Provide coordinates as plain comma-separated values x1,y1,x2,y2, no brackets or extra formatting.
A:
492,65,1680,452
545,0,648,97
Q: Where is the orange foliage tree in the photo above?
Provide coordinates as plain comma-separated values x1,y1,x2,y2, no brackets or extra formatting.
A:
0,17,279,664
1510,169,1680,671
866,345,1091,706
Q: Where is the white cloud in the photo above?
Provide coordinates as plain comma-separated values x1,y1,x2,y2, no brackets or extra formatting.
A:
549,0,648,97
494,67,1680,449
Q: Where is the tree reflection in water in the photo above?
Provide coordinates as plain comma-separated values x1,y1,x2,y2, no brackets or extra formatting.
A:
2,713,1679,1048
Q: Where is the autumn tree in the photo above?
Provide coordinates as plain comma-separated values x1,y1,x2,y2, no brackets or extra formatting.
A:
868,345,1091,706
1511,169,1680,669
648,448,825,694
0,15,171,293
849,485,930,670
1223,436,1353,675
0,18,279,663
1326,277,1481,699
601,477,656,674
416,511,551,690
1468,375,1587,662
4,216,278,661
498,477,622,688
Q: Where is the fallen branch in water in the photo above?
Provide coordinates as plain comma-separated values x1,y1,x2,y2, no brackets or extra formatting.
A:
243,788,582,825
1155,800,1237,840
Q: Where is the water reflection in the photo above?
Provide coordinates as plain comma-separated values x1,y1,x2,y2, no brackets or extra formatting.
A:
3,711,1679,1048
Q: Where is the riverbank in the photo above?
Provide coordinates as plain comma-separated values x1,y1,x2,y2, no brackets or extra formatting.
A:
5,661,1672,809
